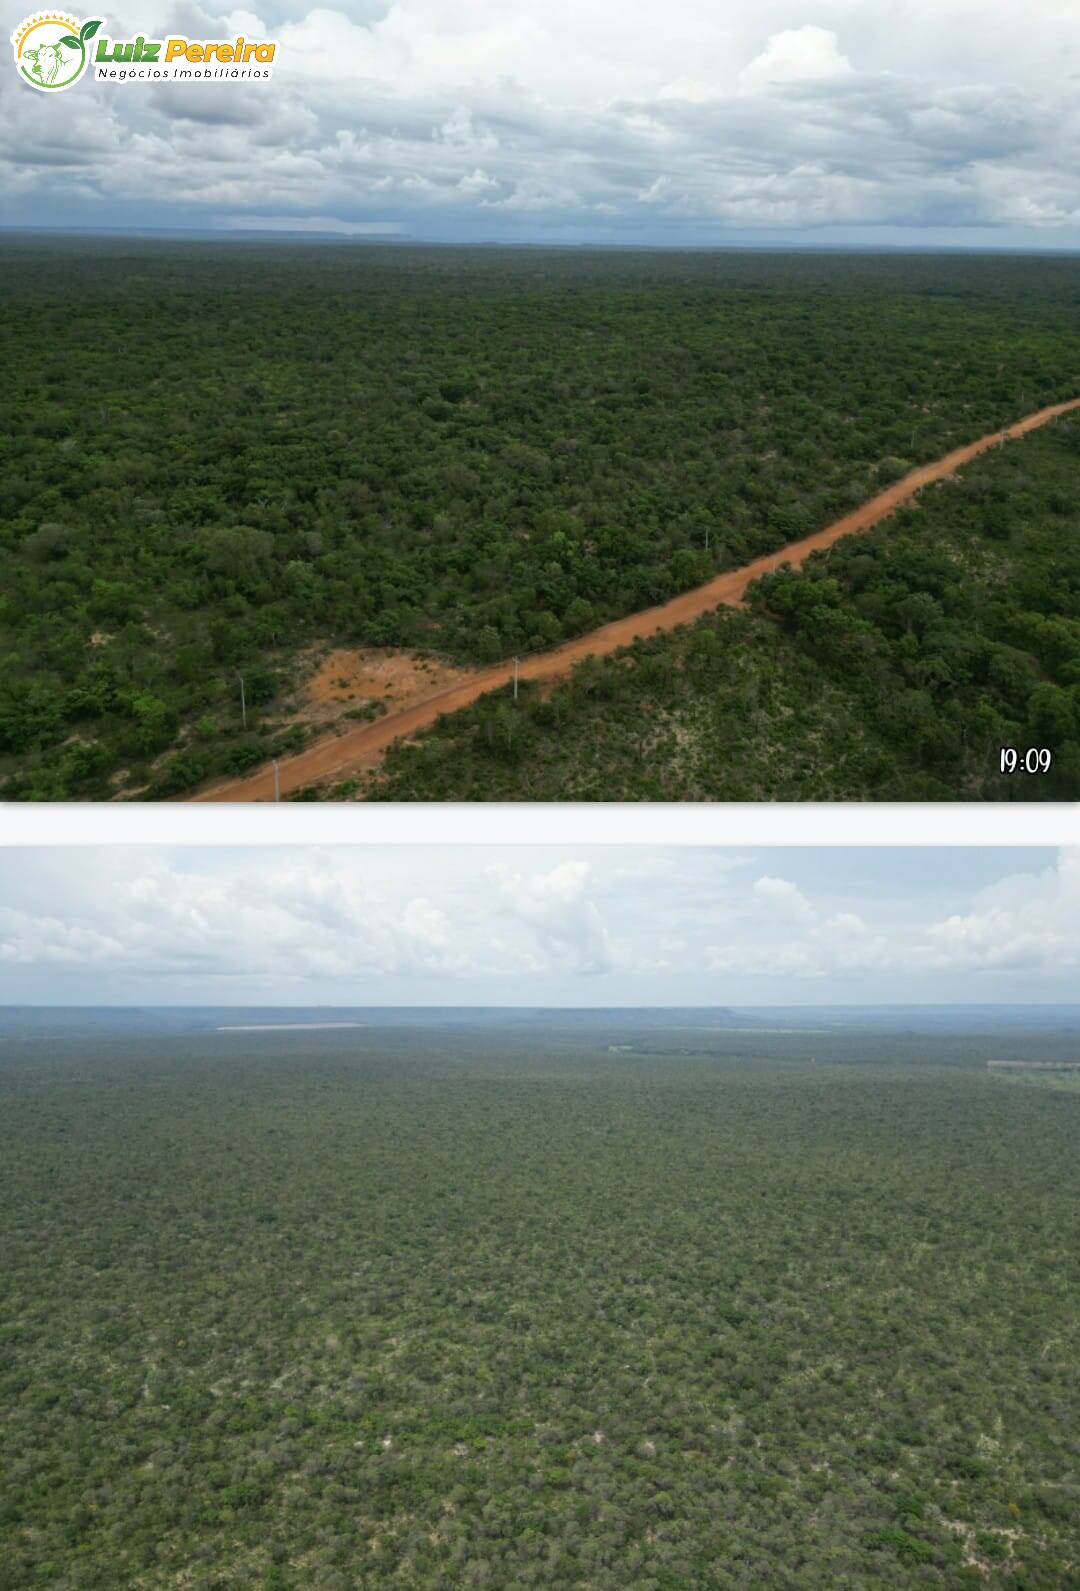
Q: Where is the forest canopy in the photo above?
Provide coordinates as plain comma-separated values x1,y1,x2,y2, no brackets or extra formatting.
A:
361,417,1080,802
1,1016,1077,1586
2,238,1078,799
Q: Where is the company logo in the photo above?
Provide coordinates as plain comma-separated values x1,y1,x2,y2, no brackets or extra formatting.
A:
11,13,102,91
12,13,277,88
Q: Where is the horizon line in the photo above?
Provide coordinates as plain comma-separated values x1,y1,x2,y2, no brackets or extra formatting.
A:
3,226,1080,257
4,1001,1078,1012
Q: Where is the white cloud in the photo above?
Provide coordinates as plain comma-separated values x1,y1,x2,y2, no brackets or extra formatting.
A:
1,1,1078,241
456,167,499,194
0,847,1076,1004
753,875,814,919
922,848,1080,973
706,850,1080,984
0,857,474,985
398,897,470,972
0,914,125,966
492,861,615,974
737,26,853,94
436,106,499,151
709,941,826,977
656,78,718,105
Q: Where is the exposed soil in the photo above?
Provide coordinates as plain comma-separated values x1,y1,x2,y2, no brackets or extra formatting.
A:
191,396,1080,802
293,646,475,728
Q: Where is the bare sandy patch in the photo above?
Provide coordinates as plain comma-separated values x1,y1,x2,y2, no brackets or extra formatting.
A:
298,646,476,726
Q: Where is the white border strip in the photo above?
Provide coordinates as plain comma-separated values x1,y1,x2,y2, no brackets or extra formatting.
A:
1,803,1076,846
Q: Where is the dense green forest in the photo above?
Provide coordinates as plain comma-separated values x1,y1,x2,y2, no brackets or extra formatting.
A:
2,239,1079,799
360,417,1080,800
2,1015,1078,1586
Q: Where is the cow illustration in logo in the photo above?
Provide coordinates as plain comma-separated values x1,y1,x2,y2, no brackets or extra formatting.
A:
11,14,102,91
24,40,65,82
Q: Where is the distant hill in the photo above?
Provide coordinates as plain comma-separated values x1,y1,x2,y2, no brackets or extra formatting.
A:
3,1006,1080,1040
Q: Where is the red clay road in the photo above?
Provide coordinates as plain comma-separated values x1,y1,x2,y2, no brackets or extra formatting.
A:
193,396,1080,802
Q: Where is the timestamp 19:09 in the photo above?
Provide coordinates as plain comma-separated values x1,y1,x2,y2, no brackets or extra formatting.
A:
999,748,1052,775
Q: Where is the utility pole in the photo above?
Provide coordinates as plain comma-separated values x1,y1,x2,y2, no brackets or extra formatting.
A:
273,759,280,802
237,673,247,730
513,657,519,702
705,526,710,553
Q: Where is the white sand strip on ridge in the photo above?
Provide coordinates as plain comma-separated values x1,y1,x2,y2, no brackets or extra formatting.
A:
216,1023,367,1032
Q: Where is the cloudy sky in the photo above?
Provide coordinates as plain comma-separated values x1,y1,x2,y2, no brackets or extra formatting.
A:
3,1,1079,246
1,845,1078,1005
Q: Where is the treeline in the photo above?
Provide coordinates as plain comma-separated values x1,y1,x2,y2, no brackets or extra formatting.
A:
2,238,1079,797
361,417,1080,801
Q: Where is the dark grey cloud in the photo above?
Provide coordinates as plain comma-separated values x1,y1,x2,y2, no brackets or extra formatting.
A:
2,5,1078,243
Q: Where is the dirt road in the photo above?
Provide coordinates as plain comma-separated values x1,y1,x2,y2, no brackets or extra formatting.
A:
193,396,1080,802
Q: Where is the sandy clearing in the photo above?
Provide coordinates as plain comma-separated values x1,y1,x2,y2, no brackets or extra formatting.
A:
191,396,1080,802
216,1023,367,1031
299,646,475,722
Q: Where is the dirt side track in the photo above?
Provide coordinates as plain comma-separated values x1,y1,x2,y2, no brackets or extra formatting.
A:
192,397,1080,802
